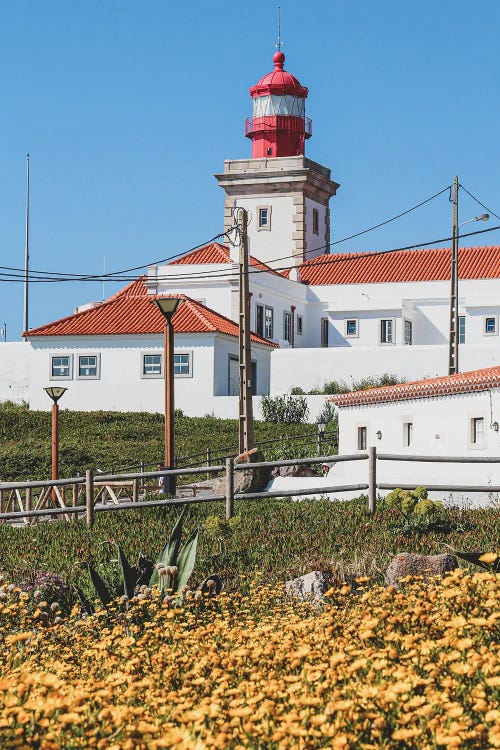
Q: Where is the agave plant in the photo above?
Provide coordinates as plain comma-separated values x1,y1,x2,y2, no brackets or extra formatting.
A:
78,507,200,610
450,549,499,573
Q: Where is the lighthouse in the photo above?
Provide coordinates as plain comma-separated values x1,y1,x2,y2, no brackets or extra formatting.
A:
245,50,311,159
216,51,339,268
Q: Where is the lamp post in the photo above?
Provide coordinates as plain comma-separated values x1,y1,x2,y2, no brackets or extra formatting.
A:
153,297,184,496
448,176,489,375
317,421,326,456
44,387,67,485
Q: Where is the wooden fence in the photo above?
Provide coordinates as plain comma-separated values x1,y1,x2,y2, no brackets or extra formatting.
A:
2,447,500,528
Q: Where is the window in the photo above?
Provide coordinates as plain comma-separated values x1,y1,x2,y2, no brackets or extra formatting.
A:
459,316,466,344
321,318,329,347
404,319,413,345
484,316,497,335
283,311,292,343
142,354,162,377
380,319,394,344
258,206,271,230
265,306,274,338
471,417,484,445
77,354,100,379
297,315,303,335
174,353,192,377
228,357,257,396
50,355,72,380
256,304,264,338
357,426,367,451
403,422,413,447
346,319,358,338
312,208,319,235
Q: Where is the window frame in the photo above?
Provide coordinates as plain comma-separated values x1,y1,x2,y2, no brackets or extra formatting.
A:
76,353,101,380
49,354,73,381
257,205,272,231
283,310,292,344
256,304,264,338
141,352,163,379
357,426,367,451
312,208,319,236
321,317,329,347
296,315,303,335
174,351,193,378
345,318,358,338
380,318,395,345
484,316,498,336
458,315,466,344
402,421,413,447
470,416,486,449
404,319,413,346
264,306,274,339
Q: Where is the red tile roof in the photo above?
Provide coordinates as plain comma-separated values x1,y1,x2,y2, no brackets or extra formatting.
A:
25,277,277,347
285,245,500,285
330,366,500,407
169,241,279,275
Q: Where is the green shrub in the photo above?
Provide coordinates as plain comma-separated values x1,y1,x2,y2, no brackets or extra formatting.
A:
261,395,309,424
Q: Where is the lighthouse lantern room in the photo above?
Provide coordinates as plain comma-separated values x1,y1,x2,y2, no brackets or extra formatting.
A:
245,51,312,159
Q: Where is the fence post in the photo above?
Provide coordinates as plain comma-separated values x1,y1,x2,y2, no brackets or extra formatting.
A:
25,487,32,525
86,469,95,528
132,478,139,503
140,461,145,492
368,446,377,515
225,457,234,520
206,448,211,480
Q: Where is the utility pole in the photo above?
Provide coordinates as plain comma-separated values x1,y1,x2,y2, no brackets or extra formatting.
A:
448,175,459,374
23,154,30,338
236,207,254,454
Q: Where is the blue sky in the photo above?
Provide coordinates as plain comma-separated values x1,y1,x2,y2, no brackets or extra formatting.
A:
1,0,500,340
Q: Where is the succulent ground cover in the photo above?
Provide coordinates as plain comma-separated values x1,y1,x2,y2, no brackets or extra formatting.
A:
0,568,499,749
1,498,499,605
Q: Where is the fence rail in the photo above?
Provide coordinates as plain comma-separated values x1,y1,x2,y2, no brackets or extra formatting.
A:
1,447,499,527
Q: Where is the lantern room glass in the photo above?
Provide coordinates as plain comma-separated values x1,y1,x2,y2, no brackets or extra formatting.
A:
252,95,305,118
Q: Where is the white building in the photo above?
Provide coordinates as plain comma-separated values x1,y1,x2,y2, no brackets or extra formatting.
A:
1,49,500,416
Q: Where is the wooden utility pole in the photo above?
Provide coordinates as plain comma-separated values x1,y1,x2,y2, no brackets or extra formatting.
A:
164,319,176,496
448,175,459,375
237,207,254,454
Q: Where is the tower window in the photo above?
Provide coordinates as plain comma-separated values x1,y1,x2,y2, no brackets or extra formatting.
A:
458,316,466,343
312,208,319,235
321,318,329,347
297,315,303,335
257,206,271,231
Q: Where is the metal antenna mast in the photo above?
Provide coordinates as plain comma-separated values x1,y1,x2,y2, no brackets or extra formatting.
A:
276,5,283,50
23,154,30,338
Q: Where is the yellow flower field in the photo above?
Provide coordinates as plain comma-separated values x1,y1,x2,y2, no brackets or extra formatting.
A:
1,569,499,749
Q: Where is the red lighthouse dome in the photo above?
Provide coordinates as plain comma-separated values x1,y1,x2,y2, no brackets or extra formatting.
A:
245,52,312,159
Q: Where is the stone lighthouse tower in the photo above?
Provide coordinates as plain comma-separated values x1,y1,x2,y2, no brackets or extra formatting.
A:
215,50,339,268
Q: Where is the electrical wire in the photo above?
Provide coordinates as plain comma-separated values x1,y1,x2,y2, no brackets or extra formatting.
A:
459,184,500,222
0,186,450,282
2,223,499,284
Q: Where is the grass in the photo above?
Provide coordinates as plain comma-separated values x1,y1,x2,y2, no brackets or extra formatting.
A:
0,402,330,481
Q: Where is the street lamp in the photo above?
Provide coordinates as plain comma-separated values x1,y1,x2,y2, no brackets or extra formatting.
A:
448,174,489,375
44,387,67,486
317,421,326,456
153,297,184,496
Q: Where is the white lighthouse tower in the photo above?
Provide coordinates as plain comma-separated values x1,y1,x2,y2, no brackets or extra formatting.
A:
215,50,339,268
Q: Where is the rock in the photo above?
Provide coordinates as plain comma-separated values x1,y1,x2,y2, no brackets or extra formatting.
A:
213,450,272,496
285,571,330,603
384,553,458,589
271,463,316,478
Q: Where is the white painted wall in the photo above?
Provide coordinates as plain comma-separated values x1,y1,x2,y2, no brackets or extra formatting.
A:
304,196,327,259
234,195,295,268
270,344,500,395
0,342,31,404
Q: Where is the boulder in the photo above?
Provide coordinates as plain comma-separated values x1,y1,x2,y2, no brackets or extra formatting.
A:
385,553,458,589
213,450,272,496
285,571,330,603
271,463,316,478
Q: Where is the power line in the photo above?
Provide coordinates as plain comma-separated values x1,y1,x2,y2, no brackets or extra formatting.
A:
2,223,499,284
0,185,450,282
459,183,500,222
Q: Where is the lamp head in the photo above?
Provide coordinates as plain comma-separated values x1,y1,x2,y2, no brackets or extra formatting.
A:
376,430,382,440
44,386,67,404
317,421,326,435
153,297,184,320
477,213,490,221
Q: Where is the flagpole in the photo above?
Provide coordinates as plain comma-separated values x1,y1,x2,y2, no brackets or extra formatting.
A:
23,153,30,338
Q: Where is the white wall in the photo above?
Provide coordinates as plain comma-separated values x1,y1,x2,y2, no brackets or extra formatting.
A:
269,343,500,394
304,196,327,259
236,195,295,268
0,342,31,404
213,336,271,396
